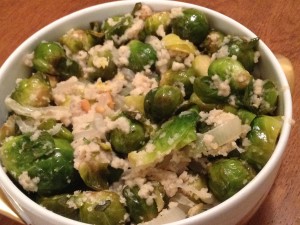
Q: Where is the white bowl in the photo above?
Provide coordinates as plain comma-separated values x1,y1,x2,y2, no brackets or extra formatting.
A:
0,1,293,225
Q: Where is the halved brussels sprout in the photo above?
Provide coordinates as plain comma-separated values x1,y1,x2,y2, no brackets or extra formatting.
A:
227,37,259,72
144,11,171,36
208,158,256,201
171,8,210,45
79,191,126,225
60,29,97,53
32,41,81,79
38,194,79,220
102,15,133,41
123,185,159,223
160,67,196,99
109,116,147,154
243,79,278,115
202,30,225,54
127,40,157,72
162,33,197,54
144,85,183,123
88,50,117,81
11,72,51,107
208,57,252,92
242,116,282,170
0,132,76,195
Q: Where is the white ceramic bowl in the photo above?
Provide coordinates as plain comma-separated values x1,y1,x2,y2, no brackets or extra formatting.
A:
0,1,293,225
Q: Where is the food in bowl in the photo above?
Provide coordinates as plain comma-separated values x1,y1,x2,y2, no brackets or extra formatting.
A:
0,2,286,225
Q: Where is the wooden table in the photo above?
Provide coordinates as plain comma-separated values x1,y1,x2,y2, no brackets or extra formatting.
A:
0,0,299,224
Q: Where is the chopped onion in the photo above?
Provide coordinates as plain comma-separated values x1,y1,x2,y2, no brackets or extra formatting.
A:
139,206,186,225
5,97,72,125
200,116,242,146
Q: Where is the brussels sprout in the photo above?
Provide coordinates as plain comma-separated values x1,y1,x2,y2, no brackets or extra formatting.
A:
202,30,225,54
60,29,97,53
102,15,133,41
124,95,145,114
227,37,259,72
189,93,219,112
208,158,256,201
144,11,171,36
144,85,183,123
127,40,157,72
128,109,199,167
160,68,196,99
33,41,81,79
171,8,210,45
78,161,109,191
88,50,117,81
192,54,212,76
193,76,228,104
0,132,76,195
208,57,252,91
237,109,256,125
243,79,278,115
38,194,79,220
162,33,197,54
109,116,147,154
10,72,51,107
79,191,126,225
123,185,159,223
33,41,65,74
242,116,282,170
38,119,73,141
55,57,82,80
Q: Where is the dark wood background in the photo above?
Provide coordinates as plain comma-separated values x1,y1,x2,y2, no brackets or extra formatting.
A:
0,0,299,224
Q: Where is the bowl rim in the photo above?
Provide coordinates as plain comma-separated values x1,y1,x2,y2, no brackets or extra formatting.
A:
0,1,293,225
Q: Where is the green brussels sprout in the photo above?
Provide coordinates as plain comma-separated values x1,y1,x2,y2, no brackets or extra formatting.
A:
55,57,81,80
208,158,256,201
193,76,228,104
38,119,73,141
123,185,159,223
208,57,252,91
171,8,210,45
127,40,157,72
189,92,219,112
160,68,196,99
79,191,126,225
87,50,117,81
109,116,147,154
242,116,282,170
33,41,65,74
144,85,183,123
162,33,197,54
227,37,259,72
78,161,109,191
33,41,81,79
144,11,171,36
0,132,76,195
60,29,97,53
243,79,278,115
192,54,212,76
237,109,256,125
102,15,133,40
10,72,51,107
38,194,79,220
129,109,199,167
202,30,225,54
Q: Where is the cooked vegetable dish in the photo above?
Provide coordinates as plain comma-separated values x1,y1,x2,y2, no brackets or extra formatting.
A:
0,3,282,225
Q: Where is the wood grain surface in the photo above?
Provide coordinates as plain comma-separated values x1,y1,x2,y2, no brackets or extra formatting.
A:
0,0,299,225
